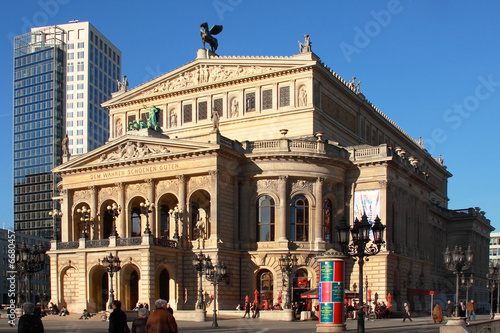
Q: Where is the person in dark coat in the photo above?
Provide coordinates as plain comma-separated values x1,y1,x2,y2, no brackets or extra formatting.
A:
146,299,178,333
243,299,251,319
18,302,44,333
445,300,454,317
458,301,466,317
109,300,129,333
131,308,148,333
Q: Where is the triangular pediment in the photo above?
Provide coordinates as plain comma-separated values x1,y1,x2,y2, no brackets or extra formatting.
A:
53,134,221,173
103,53,317,107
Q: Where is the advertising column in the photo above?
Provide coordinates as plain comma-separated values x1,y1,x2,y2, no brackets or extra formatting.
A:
316,250,346,332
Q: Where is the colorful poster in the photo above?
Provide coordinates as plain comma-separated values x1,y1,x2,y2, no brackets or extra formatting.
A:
320,303,334,324
320,261,334,282
354,190,380,239
331,282,343,303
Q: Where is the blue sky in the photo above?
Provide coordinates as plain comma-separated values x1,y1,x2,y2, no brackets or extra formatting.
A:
1,1,499,232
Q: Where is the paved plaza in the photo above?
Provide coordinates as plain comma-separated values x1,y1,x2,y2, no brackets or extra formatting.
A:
0,313,493,333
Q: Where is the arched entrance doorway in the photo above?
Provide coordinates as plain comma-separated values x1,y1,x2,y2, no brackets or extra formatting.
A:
89,265,108,312
257,269,273,307
121,265,140,310
292,268,310,305
158,269,170,300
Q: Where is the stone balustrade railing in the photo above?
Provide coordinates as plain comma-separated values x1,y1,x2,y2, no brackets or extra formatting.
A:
53,236,177,250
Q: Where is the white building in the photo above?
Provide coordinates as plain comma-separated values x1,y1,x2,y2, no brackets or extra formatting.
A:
34,21,122,155
490,232,500,261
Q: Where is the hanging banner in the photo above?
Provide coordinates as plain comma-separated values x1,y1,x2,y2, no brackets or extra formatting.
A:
354,190,381,239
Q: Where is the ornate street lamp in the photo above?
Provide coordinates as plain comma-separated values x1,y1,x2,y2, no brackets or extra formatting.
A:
102,252,121,309
192,251,207,310
48,208,62,240
76,205,94,239
461,273,474,318
140,199,154,235
487,278,496,319
487,261,500,316
278,251,298,310
106,203,121,237
444,245,473,318
203,256,228,327
169,205,183,241
15,242,47,304
336,213,385,333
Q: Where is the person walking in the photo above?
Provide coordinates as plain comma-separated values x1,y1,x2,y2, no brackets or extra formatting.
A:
18,302,44,333
252,301,260,319
432,303,444,323
132,308,148,333
243,299,251,319
109,300,129,333
458,301,466,317
445,300,454,317
467,300,476,321
402,302,412,322
146,299,178,333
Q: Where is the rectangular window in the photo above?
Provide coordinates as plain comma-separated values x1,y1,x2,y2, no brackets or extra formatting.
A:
279,86,290,107
77,62,84,71
67,53,74,60
77,51,84,59
77,102,84,108
198,101,207,120
77,84,84,90
77,111,84,117
213,98,223,117
68,43,74,50
77,75,84,81
78,42,84,48
77,93,84,99
245,92,255,112
262,89,273,110
183,104,192,123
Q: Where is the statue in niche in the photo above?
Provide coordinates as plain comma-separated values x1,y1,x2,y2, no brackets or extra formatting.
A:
298,34,312,53
170,109,177,128
116,75,129,92
200,23,223,53
211,108,220,132
298,86,307,107
195,208,207,240
230,98,239,118
115,119,123,137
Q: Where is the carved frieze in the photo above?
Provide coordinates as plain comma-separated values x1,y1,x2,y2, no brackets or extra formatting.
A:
188,176,211,193
142,65,276,96
73,189,91,203
156,179,178,196
126,183,147,200
99,141,170,163
256,179,278,193
291,179,313,194
98,187,118,205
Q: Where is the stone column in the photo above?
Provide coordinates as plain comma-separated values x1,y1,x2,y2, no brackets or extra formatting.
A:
116,183,125,237
89,186,97,240
239,179,251,248
146,179,155,235
277,175,288,244
177,175,186,240
314,178,325,246
61,189,70,242
209,171,219,241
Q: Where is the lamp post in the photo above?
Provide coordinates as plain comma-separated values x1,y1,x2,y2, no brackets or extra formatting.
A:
15,242,47,304
336,213,386,333
102,252,121,309
169,205,183,241
140,199,154,235
278,251,298,310
487,261,500,316
106,203,120,237
76,205,94,239
202,256,227,327
48,208,62,240
443,245,474,318
192,251,207,310
487,278,496,319
461,273,474,318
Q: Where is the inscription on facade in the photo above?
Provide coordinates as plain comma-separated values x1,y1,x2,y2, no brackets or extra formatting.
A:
89,163,180,180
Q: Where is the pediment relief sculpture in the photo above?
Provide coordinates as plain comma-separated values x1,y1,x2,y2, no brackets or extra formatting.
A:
99,141,170,163
142,64,276,96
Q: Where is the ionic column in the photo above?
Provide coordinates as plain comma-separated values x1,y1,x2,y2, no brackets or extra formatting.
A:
209,170,219,241
89,186,97,240
146,179,156,235
177,175,186,239
277,175,288,242
314,178,324,243
116,183,125,237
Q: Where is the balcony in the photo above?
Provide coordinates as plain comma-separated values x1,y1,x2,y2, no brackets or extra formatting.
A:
54,236,177,251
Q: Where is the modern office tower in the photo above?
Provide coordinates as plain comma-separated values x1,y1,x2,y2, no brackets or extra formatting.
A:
13,22,122,239
53,21,121,155
13,26,66,239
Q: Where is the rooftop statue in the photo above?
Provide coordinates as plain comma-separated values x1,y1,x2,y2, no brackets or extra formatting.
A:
298,34,312,53
116,75,129,92
143,104,162,132
200,22,223,53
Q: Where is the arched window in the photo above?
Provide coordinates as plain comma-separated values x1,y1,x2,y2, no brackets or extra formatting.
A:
159,269,169,300
323,199,332,243
160,205,170,238
257,270,273,305
191,202,200,240
131,207,141,237
102,209,113,239
290,195,308,241
257,195,275,241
